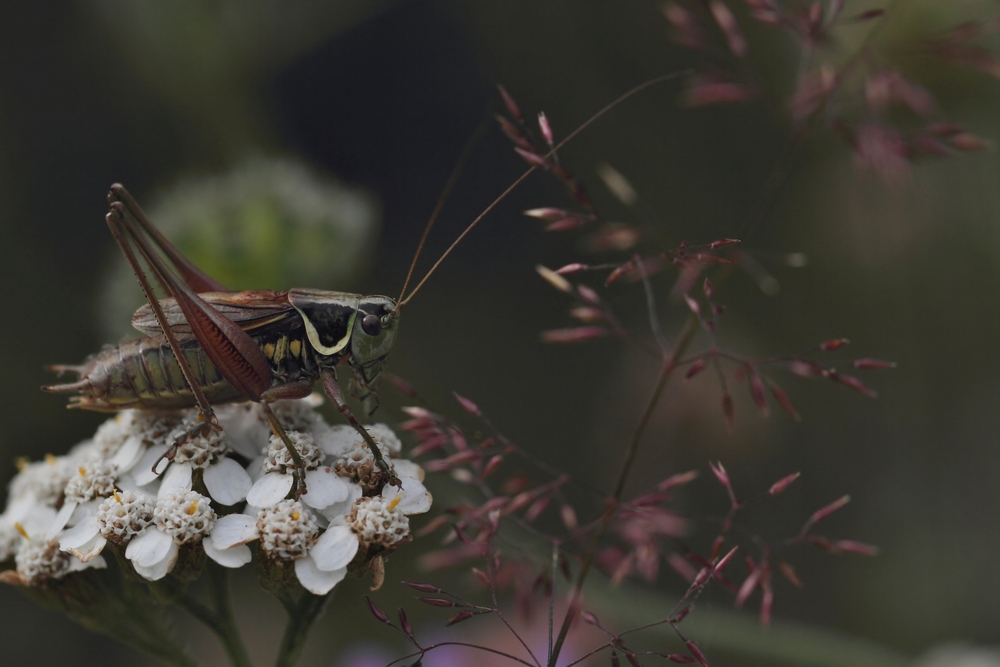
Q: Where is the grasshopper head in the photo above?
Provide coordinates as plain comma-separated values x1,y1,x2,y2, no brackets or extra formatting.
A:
350,295,400,388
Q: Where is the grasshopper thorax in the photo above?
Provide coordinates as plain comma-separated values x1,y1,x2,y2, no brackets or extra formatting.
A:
287,289,399,388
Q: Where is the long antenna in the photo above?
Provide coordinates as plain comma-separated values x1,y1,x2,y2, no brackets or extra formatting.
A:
396,113,495,307
397,70,688,308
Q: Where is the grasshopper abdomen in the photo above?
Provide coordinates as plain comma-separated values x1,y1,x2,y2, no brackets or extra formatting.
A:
46,336,244,412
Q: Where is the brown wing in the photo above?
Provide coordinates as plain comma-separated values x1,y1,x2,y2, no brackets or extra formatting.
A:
132,290,296,340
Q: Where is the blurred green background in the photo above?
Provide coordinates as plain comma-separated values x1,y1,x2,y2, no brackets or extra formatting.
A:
1,1,998,665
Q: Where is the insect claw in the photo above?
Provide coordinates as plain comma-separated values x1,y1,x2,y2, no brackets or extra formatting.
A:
152,442,180,476
294,471,306,500
376,458,401,488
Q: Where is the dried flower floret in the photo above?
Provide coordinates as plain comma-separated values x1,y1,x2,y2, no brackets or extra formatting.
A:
348,497,411,550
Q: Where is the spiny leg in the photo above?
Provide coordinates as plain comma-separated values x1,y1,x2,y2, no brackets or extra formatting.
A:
322,370,399,487
347,368,382,418
260,382,316,498
107,186,312,492
110,184,229,294
106,201,221,468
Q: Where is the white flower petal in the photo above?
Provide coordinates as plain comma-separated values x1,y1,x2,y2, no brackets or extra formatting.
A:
391,459,425,482
133,541,179,581
20,506,57,541
132,444,170,486
109,434,145,473
216,407,269,458
314,424,358,457
319,482,363,521
381,477,432,515
47,501,78,539
245,472,293,508
59,515,100,550
294,556,346,595
115,473,160,497
66,533,107,563
310,525,359,571
300,469,350,510
203,540,252,568
246,456,266,482
126,527,175,568
69,500,100,525
157,462,193,501
204,458,253,506
68,553,107,572
211,514,259,550
4,495,38,524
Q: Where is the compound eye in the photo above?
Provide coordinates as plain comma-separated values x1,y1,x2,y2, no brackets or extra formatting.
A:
361,314,382,336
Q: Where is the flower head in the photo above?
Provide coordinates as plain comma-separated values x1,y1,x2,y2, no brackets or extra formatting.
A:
348,497,410,550
257,499,318,560
64,460,118,504
168,421,226,469
0,398,428,594
97,490,155,545
155,490,217,544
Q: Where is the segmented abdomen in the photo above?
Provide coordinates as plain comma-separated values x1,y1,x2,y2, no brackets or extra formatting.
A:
52,336,245,411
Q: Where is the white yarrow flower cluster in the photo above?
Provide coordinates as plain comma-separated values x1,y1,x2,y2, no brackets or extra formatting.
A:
0,397,430,596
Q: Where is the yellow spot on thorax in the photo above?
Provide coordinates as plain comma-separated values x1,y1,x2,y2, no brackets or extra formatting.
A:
263,342,276,359
187,501,199,515
388,495,402,511
289,339,302,357
14,522,29,540
274,337,288,361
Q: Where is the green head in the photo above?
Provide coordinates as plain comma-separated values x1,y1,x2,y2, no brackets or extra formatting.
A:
350,295,400,387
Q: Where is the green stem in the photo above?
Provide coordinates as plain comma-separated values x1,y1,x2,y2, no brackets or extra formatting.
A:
209,567,255,667
275,593,329,667
125,601,204,667
169,569,253,667
98,591,201,666
548,316,700,667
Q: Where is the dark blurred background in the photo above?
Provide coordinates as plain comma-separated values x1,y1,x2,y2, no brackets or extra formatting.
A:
1,1,998,665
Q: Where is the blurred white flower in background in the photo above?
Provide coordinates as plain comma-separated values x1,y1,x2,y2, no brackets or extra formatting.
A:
100,157,380,341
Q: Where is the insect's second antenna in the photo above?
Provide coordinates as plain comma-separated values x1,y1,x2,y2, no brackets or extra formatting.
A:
395,113,495,310
396,71,690,309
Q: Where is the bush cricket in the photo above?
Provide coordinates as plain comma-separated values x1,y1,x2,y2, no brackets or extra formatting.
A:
42,77,681,496
44,185,407,492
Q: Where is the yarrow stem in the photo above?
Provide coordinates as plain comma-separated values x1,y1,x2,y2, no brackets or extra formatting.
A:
208,567,254,667
81,551,203,667
274,592,331,667
150,567,251,667
123,603,203,667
